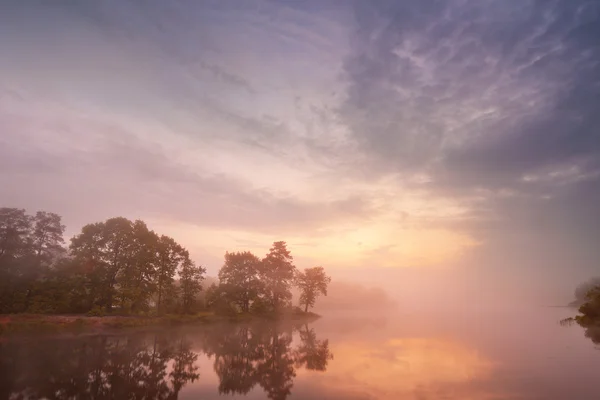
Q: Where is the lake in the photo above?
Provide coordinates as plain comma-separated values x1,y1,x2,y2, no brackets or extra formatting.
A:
1,306,599,399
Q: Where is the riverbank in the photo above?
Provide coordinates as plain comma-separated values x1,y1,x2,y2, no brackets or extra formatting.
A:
0,311,321,335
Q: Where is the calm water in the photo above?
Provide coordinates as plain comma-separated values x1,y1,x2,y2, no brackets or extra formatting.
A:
1,306,599,400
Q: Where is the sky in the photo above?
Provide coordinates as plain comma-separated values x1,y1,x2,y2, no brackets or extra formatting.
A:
1,0,599,305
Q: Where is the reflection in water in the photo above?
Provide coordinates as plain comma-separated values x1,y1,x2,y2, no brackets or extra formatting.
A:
0,323,332,400
0,333,199,400
202,323,333,399
322,337,494,398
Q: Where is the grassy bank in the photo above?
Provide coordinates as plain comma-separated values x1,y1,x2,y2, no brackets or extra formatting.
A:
0,311,321,335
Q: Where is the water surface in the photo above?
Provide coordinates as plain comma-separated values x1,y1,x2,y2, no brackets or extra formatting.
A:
1,306,598,399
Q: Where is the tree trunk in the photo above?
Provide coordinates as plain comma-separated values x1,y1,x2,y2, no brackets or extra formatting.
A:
304,303,308,313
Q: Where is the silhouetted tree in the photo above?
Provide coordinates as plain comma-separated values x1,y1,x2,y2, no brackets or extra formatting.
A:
0,208,67,313
155,235,186,314
573,277,600,306
179,257,205,314
218,251,262,312
260,241,296,312
295,266,331,312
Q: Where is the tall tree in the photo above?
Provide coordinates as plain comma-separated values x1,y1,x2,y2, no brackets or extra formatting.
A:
31,212,65,262
25,212,66,309
155,235,185,314
295,267,331,312
0,208,33,312
179,256,205,314
0,207,32,260
218,251,262,312
260,242,296,311
116,220,158,313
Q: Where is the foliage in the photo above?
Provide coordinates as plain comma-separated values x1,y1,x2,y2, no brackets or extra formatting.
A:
569,284,600,346
0,208,205,316
572,277,600,306
218,251,262,312
295,266,331,312
179,258,206,314
0,208,65,313
1,207,330,319
576,286,600,325
260,241,296,312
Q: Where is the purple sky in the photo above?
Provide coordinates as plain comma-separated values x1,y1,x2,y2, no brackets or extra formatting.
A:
2,0,600,305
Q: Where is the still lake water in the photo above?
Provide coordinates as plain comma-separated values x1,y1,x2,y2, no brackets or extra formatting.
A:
1,306,599,400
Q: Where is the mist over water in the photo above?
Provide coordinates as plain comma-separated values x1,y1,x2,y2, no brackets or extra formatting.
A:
2,303,598,400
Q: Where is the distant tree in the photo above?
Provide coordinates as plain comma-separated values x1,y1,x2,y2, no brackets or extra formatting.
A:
25,212,66,309
0,208,33,311
260,242,296,312
218,251,262,312
179,256,206,314
573,277,600,306
0,208,67,313
0,207,31,260
295,267,331,312
31,211,65,261
578,286,600,323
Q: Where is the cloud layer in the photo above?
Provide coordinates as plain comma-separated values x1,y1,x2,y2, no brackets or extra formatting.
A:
1,0,599,297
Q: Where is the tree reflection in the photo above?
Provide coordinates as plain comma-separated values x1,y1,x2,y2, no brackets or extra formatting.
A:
0,323,331,400
204,322,333,400
0,333,199,400
294,324,334,371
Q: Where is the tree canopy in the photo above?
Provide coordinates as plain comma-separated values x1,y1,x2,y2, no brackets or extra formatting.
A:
0,208,205,315
0,207,330,317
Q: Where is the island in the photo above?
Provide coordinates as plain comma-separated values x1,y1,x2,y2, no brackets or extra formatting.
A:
563,281,600,345
0,208,331,334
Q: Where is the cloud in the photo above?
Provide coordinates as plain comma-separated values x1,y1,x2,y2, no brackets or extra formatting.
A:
2,0,600,285
0,107,377,236
336,0,600,259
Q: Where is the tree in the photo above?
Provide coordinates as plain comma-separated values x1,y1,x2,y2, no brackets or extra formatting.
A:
31,211,65,262
0,208,33,312
154,235,186,314
218,251,262,312
179,256,206,314
260,242,296,312
25,212,66,309
70,217,135,312
0,208,67,313
295,267,331,312
573,277,600,306
0,207,31,260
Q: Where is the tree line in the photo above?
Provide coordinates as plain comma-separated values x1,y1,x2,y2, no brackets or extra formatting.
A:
0,207,330,315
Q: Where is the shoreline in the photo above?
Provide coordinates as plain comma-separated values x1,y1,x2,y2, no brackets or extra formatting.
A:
0,311,321,335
